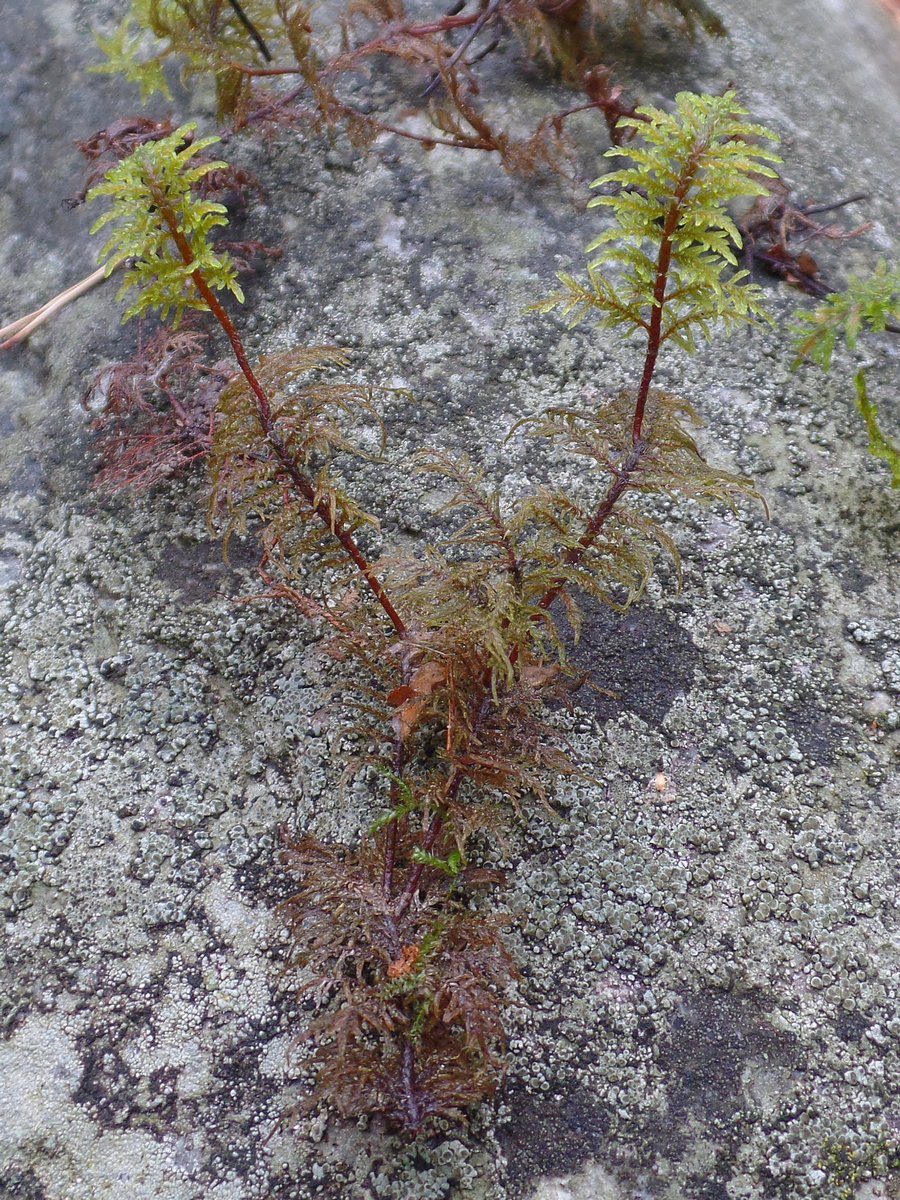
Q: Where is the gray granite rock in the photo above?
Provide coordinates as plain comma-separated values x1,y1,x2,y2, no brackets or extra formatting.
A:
1,1,898,1198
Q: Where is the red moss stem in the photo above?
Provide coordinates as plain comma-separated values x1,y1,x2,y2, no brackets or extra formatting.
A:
155,196,407,638
632,148,702,442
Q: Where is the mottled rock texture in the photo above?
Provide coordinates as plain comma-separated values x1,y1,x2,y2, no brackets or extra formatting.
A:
1,1,898,1198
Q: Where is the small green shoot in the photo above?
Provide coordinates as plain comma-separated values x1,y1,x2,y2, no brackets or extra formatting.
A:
369,770,419,835
87,122,243,324
793,260,900,369
411,847,464,877
855,371,900,488
793,261,900,486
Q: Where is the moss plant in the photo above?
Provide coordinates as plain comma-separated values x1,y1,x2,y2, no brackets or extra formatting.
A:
88,124,245,322
87,93,779,1130
88,121,405,628
90,0,723,173
537,91,779,439
793,261,900,486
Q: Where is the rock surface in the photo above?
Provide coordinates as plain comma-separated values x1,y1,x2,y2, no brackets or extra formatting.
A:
1,2,898,1198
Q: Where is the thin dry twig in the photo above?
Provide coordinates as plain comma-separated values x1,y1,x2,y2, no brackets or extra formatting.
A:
0,265,110,352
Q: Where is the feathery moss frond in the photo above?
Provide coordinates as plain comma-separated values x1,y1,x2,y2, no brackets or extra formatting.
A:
516,388,761,604
87,122,243,323
90,0,728,179
793,262,900,487
209,346,388,567
538,91,780,347
78,69,785,1132
92,0,316,117
281,831,514,1128
93,9,173,102
518,390,759,505
640,0,726,37
412,451,524,573
389,412,747,691
385,453,576,686
501,0,723,82
792,260,900,370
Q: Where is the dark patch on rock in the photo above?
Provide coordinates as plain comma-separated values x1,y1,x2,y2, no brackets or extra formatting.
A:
0,986,30,1038
834,557,875,595
835,1010,869,1043
157,536,260,602
235,855,283,905
499,1081,611,1186
10,457,44,496
566,600,699,726
212,1012,283,1094
193,1014,287,1183
658,990,799,1132
783,704,847,765
72,1036,141,1130
0,1166,48,1199
1,933,75,1042
688,1174,735,1200
68,973,173,1131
